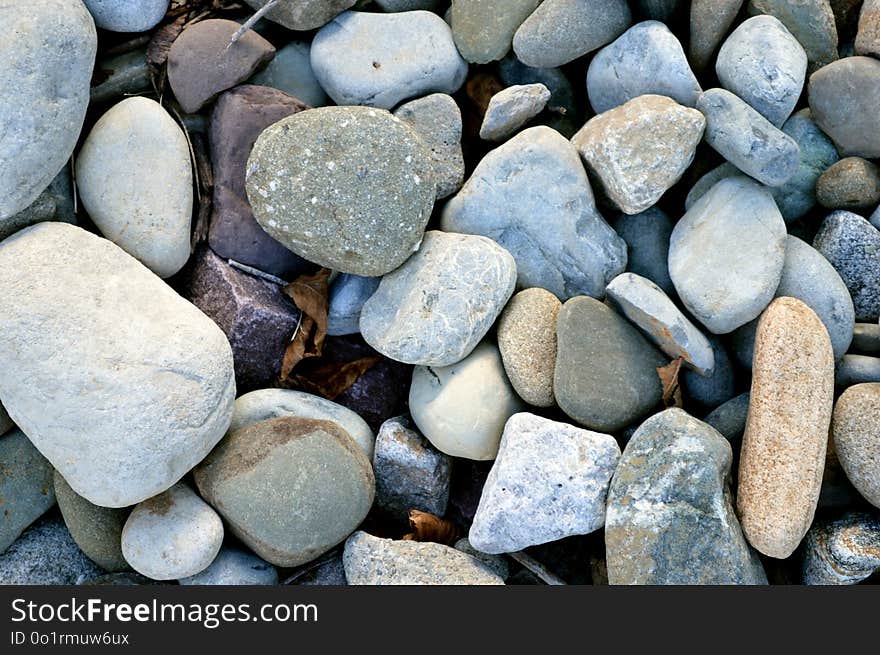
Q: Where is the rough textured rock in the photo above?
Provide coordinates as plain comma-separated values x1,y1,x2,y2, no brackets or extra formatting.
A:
816,157,880,210
832,384,880,507
856,0,880,56
480,83,550,142
682,336,737,412
443,127,625,300
450,0,541,64
0,224,235,508
0,429,54,554
611,209,675,295
328,274,380,337
738,297,835,559
243,0,355,31
748,0,839,70
0,516,103,585
179,548,278,585
690,0,745,71
248,41,329,108
84,0,168,32
802,513,880,584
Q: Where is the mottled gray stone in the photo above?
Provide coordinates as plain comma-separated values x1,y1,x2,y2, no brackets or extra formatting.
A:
748,0,839,70
179,548,278,585
705,392,750,446
803,513,880,584
606,409,767,585
0,516,103,585
587,21,702,114
682,337,737,413
480,84,550,142
0,430,54,554
442,127,625,300
450,0,541,64
454,538,509,579
836,355,880,387
856,0,880,56
690,0,745,71
91,48,152,105
817,157,880,210
669,177,787,334
832,383,880,506
328,274,380,337
470,413,620,553
244,0,355,30
611,209,675,296
249,41,329,108
84,0,168,32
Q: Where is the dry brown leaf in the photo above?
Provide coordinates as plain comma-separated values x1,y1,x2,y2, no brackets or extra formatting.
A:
287,356,381,400
280,268,330,380
189,131,213,249
465,72,504,117
402,510,460,546
657,357,684,409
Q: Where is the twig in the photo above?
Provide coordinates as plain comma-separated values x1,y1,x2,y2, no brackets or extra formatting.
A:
227,259,288,286
70,157,78,215
508,551,567,585
228,0,279,47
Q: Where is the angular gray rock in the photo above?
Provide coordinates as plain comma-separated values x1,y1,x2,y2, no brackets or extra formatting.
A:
0,430,55,554
802,513,880,584
84,0,168,32
611,208,675,295
0,516,103,585
748,0,838,70
480,84,551,142
179,547,278,586
243,0,355,31
450,0,541,64
328,274,380,337
248,41,329,108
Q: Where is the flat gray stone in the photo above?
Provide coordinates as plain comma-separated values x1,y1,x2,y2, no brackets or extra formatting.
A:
243,0,355,31
690,0,745,71
451,0,541,64
748,0,838,70
84,0,168,32
179,548,278,585
611,208,675,296
0,430,54,554
802,513,880,584
497,55,580,137
328,274,380,337
0,516,103,585
91,48,152,105
835,355,880,387
851,323,880,354
248,41,329,108
480,83,551,142
832,383,880,507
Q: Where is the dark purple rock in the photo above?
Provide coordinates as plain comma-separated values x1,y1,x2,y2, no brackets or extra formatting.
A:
208,85,314,280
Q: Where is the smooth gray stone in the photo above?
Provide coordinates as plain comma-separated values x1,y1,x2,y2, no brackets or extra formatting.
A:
748,0,839,71
243,0,355,31
872,203,880,230
690,0,745,71
91,48,152,105
835,355,880,387
0,516,103,585
454,538,509,580
480,84,551,142
0,169,76,242
681,336,737,413
179,548,278,585
293,555,347,585
328,274,380,336
611,208,675,296
587,20,702,114
852,323,880,354
703,392,750,447
685,163,741,211
249,41,329,108
442,126,626,300
0,430,55,554
497,55,579,137
376,0,442,9
716,15,807,127
803,513,880,584
669,176,787,334
697,88,801,187
84,0,168,32
450,0,541,64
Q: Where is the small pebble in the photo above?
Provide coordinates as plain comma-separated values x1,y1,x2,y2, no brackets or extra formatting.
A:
816,157,880,210
704,392,750,448
327,274,380,337
802,513,880,584
480,83,551,142
243,0,355,31
497,55,580,136
832,383,880,507
450,0,541,64
682,336,737,412
851,323,880,354
179,548,278,586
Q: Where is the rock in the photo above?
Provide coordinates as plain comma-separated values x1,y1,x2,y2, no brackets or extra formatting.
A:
512,0,632,69
76,97,192,279
669,177,787,334
606,272,715,375
208,85,313,281
84,0,168,32
832,383,880,507
738,297,835,559
0,169,76,243
248,41,329,108
394,93,465,199
716,16,807,127
611,209,675,296
0,223,236,508
470,413,620,553
748,0,839,70
293,555,348,585
813,210,880,322
605,409,767,584
682,336,737,412
0,402,12,435
243,0,355,31
572,95,705,215
246,106,435,277
856,0,880,56
497,55,580,137
360,231,516,366
802,513,880,584
450,0,541,64
809,56,880,158
167,19,275,114
443,127,625,299
690,0,745,71
816,157,880,210
179,548,278,585
327,274,380,337
587,21,702,114
836,355,880,387
181,248,300,392
554,296,667,432
0,516,103,585
343,531,504,585
0,430,54,554
91,48,152,105
480,83,550,142
81,572,159,586
684,163,740,211
311,11,467,110
376,0,441,9
373,416,452,518
454,538,509,579
697,88,801,187
852,323,880,354
704,392,750,447
194,416,374,567
0,0,96,220
409,342,523,460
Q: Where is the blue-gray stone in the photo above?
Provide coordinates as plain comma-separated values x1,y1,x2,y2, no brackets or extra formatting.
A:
610,208,674,296
179,548,278,585
684,162,741,211
249,41,329,108
703,392,750,449
497,55,579,137
480,83,551,142
84,0,169,32
682,336,737,413
0,516,103,585
0,429,55,554
328,274,380,336
852,323,880,354
0,169,76,242
870,203,880,230
835,355,880,387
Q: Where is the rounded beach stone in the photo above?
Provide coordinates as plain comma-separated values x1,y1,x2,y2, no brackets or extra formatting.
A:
836,355,880,387
681,336,737,412
0,0,96,220
802,513,880,584
194,416,375,567
851,323,880,354
611,208,674,295
554,296,667,432
832,383,880,507
76,97,193,278
84,0,168,32
0,516,103,585
856,0,880,56
497,55,580,137
480,83,550,142
0,223,236,508
243,0,355,31
497,288,561,407
409,342,523,460
121,484,224,581
816,157,880,210
669,177,787,334
587,20,702,114
738,297,835,559
689,0,745,71
450,0,541,64
249,41,328,108
310,11,468,110
360,231,516,366
0,429,55,554
748,0,839,70
327,274,380,337
246,106,435,277
179,547,278,585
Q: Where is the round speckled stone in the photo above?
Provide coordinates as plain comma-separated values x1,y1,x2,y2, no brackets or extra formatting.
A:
832,383,880,508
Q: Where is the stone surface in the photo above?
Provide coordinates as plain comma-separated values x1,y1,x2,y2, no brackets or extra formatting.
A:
738,297,835,558
246,106,435,277
454,538,509,579
816,157,880,210
0,403,12,435
328,274,380,337
587,20,702,114
832,383,880,507
84,0,168,32
554,296,667,432
243,0,355,31
802,513,880,584
360,231,516,366
835,355,880,387
690,0,745,71
311,11,467,109
480,83,550,142
470,413,620,553
443,127,625,299
0,516,103,585
572,95,705,215
409,342,523,460
91,48,152,105
851,323,880,354
704,392,750,447
194,417,374,567
0,429,54,554
606,409,767,584
497,55,580,137
682,336,737,412
611,209,675,295
0,0,96,220
248,41,329,108
293,555,347,585
376,0,441,8
669,176,787,334
748,0,839,70
856,0,880,56
0,169,76,243
343,531,504,585
450,0,541,64
179,547,278,585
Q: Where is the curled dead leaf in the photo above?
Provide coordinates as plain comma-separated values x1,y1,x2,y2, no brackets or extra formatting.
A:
280,268,330,380
402,510,460,546
657,357,684,409
285,356,381,401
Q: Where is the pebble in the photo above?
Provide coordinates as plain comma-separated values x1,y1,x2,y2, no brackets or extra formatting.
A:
572,95,705,215
409,342,523,460
611,209,675,295
802,513,880,584
248,41,329,108
84,0,168,32
179,548,278,586
243,0,355,31
294,555,348,585
0,0,96,220
469,413,620,553
194,416,374,567
497,55,580,137
738,297,835,559
512,0,632,69
716,15,807,127
831,383,880,507
328,274,380,337
343,531,504,585
682,336,737,412
851,323,880,354
480,83,550,142
76,97,192,278
0,169,76,243
90,48,152,105
311,11,467,110
554,296,667,432
454,538,509,579
813,210,880,322
809,56,880,158
689,0,745,71
669,176,787,334
704,392,751,447
696,88,800,187
168,19,275,114
606,409,767,584
0,516,103,585
360,231,516,366
836,355,880,387
816,157,880,210
373,416,452,518
856,0,880,56
748,0,839,70
587,21,702,114
606,272,715,375
0,429,54,554
246,106,435,277
444,127,625,299
450,0,541,64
